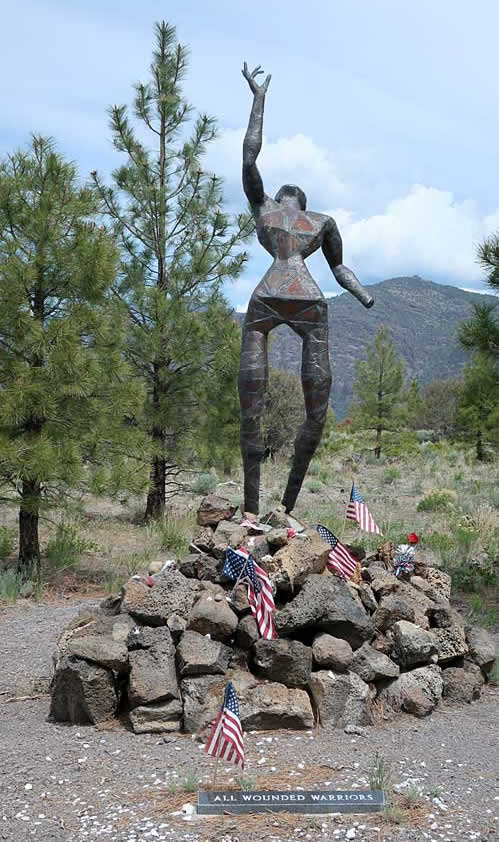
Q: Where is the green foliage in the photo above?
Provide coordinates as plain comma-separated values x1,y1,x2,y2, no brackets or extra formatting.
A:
0,568,25,602
196,319,241,474
181,770,199,792
0,527,14,560
45,521,97,573
383,802,403,825
237,774,257,791
191,473,217,495
91,21,252,519
444,558,497,593
306,479,324,494
423,532,455,552
103,570,126,595
157,515,191,555
405,379,424,429
383,431,420,459
416,490,456,512
459,300,499,361
308,462,320,476
469,594,498,627
421,378,463,438
369,751,391,793
0,135,146,579
262,368,305,457
351,327,405,458
405,785,421,806
458,353,499,458
383,467,401,484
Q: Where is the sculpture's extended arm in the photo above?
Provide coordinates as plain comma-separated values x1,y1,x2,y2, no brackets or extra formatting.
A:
322,219,374,308
241,63,271,208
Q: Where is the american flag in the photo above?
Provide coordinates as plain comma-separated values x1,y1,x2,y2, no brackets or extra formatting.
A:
316,524,358,581
223,547,277,640
346,483,382,535
204,681,245,769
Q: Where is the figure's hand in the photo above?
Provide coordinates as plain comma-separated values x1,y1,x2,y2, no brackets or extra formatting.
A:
242,62,271,96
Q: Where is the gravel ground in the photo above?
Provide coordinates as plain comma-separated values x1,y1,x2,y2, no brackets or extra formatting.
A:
0,599,498,842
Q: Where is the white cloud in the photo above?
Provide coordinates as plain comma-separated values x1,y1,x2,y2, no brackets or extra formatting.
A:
459,287,493,295
213,129,499,308
324,185,499,284
207,129,346,208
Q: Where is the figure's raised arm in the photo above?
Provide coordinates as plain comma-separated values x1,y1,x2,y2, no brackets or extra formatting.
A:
322,218,374,308
242,62,271,209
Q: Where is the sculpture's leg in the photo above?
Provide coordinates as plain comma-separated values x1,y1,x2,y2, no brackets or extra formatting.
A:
238,322,268,515
282,316,332,513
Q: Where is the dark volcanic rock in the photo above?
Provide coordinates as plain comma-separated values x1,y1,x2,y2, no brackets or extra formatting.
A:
276,574,373,649
312,633,353,672
50,656,117,724
308,670,372,727
128,628,179,707
442,667,482,703
392,621,437,667
465,626,496,674
350,641,400,682
378,664,443,719
122,570,201,626
176,630,231,676
196,495,237,527
186,591,238,642
252,639,312,688
129,700,183,734
66,635,129,674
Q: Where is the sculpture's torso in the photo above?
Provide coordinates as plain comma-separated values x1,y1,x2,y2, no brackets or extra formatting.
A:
253,198,328,300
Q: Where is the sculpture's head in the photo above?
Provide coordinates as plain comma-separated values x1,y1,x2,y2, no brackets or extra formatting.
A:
274,184,307,210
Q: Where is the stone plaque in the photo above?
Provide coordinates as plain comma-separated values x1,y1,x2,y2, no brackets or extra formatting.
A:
197,789,386,815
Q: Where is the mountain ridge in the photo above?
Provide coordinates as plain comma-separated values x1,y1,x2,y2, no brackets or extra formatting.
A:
236,276,497,418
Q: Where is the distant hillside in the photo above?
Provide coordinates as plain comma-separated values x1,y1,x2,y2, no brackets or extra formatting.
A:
237,276,496,418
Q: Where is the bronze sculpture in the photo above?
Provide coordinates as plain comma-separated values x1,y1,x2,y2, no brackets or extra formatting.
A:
239,64,374,516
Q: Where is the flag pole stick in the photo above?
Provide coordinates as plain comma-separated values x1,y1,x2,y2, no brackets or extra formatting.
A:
212,742,221,788
229,558,249,601
340,477,354,543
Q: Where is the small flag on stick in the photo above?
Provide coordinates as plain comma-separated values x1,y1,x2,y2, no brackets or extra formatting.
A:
346,483,382,535
204,681,245,770
223,547,277,640
316,524,358,581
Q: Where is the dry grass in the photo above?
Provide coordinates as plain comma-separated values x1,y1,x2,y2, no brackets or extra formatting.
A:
0,439,497,622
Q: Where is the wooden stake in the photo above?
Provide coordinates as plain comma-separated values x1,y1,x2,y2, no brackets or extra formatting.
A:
212,744,221,788
340,477,354,543
229,558,249,602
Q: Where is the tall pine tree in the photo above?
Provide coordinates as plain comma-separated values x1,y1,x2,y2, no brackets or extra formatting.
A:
351,327,404,458
405,378,424,430
459,231,499,361
0,136,145,580
92,22,251,519
458,354,499,459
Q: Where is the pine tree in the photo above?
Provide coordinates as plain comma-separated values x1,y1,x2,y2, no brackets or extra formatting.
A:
262,369,306,459
92,22,251,519
405,379,424,430
458,231,499,361
421,378,463,438
351,327,404,458
459,302,499,361
0,136,145,580
195,303,242,475
458,354,499,459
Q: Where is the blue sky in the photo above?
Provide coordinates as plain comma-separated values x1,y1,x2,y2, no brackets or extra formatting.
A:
2,0,499,309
